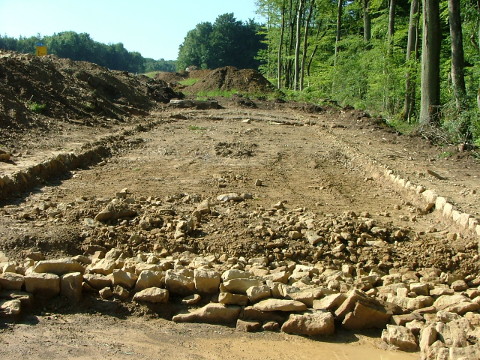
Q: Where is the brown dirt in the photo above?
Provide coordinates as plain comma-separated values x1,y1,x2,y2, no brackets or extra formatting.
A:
187,66,275,94
0,52,479,358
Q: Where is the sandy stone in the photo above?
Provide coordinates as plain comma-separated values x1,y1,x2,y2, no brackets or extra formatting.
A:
83,273,112,290
99,287,113,299
172,303,241,324
33,258,85,275
165,270,195,295
246,285,271,303
221,269,252,281
223,278,263,294
134,270,164,291
181,294,201,305
313,293,347,311
236,319,262,332
25,273,60,298
253,299,307,312
113,285,129,300
194,268,221,293
342,301,392,330
87,258,117,275
60,272,82,302
450,280,468,292
381,325,418,352
262,321,280,331
281,311,335,336
112,269,138,289
218,292,249,306
133,287,169,303
0,272,24,290
434,294,480,315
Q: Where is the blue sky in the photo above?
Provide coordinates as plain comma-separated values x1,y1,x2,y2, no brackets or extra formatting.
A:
0,0,263,60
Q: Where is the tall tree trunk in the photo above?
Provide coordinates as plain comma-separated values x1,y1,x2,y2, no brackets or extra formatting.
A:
448,0,467,110
300,0,314,90
403,0,420,122
420,0,441,125
363,0,371,42
388,0,396,45
335,0,343,65
286,0,296,89
278,2,286,90
294,0,304,90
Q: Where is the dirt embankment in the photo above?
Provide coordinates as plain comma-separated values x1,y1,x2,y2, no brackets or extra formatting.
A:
0,50,181,132
156,66,276,95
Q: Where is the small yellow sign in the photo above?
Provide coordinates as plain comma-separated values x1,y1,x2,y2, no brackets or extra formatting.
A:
36,45,47,56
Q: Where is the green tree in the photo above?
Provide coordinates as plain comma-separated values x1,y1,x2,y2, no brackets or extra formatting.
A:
176,13,264,71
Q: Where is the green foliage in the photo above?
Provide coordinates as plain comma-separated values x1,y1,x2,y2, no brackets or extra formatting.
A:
256,0,480,145
0,32,177,74
27,101,47,113
176,13,265,71
188,125,207,131
179,78,199,86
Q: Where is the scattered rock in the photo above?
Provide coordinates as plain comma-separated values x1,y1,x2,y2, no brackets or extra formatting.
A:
381,325,418,352
172,303,241,324
133,287,169,303
281,311,335,336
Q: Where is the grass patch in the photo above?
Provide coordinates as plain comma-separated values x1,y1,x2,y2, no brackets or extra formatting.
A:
27,101,47,113
438,151,454,159
188,125,207,131
386,116,419,135
143,71,160,78
179,78,199,86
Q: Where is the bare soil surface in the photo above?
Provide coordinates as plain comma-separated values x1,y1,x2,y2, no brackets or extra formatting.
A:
0,53,479,359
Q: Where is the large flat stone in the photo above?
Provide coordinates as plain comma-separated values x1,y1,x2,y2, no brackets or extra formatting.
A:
253,299,307,312
172,303,241,324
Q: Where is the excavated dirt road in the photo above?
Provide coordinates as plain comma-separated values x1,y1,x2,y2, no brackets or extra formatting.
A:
0,99,479,359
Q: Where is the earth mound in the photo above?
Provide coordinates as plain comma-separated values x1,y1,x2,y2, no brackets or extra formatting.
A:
188,66,275,94
0,50,182,131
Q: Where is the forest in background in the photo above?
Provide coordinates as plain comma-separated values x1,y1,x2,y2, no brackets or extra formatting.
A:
0,31,176,73
176,13,265,71
1,1,479,147
256,0,480,145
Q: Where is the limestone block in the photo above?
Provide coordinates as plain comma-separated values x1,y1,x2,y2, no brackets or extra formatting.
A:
0,272,24,290
165,270,195,295
218,292,249,306
33,258,85,275
252,299,307,312
381,325,418,352
134,270,164,291
281,311,335,336
246,285,271,303
60,272,82,302
25,273,60,298
83,273,112,290
223,278,263,294
112,269,138,289
133,287,169,303
172,303,241,324
194,268,221,293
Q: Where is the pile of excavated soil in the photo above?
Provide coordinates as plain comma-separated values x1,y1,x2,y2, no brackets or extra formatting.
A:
0,50,181,132
155,71,188,84
188,66,275,94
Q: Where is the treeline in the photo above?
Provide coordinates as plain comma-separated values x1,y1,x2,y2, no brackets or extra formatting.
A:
0,31,176,73
257,0,480,145
176,13,265,71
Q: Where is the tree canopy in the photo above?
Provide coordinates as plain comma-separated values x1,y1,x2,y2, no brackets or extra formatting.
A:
176,13,265,71
256,0,480,145
0,31,176,73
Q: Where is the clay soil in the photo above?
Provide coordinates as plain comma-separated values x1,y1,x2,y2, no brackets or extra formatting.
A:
0,53,479,359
